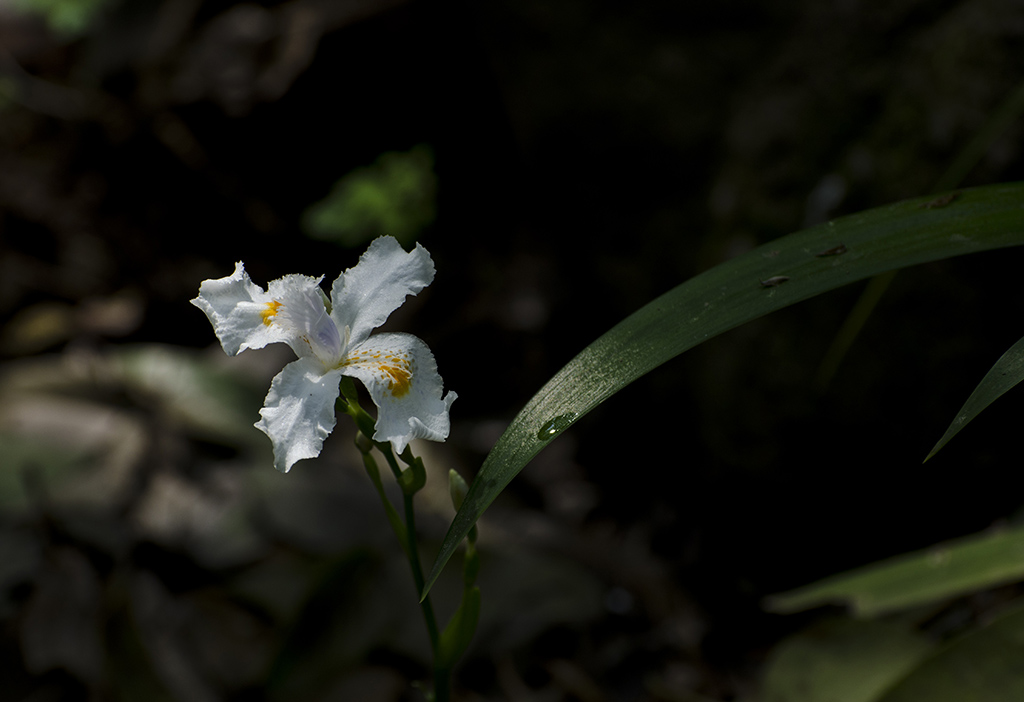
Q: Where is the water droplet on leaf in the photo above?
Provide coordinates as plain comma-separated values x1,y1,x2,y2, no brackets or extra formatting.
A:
537,412,577,441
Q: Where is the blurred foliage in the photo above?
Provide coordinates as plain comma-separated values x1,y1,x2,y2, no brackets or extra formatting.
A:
878,603,1024,701
766,523,1024,618
761,618,934,702
12,0,113,35
301,144,437,248
760,501,1024,702
761,603,1024,702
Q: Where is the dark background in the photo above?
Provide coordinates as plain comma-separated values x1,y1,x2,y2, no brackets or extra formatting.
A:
2,0,1024,699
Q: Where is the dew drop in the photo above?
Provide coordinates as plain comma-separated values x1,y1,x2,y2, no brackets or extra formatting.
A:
536,412,578,441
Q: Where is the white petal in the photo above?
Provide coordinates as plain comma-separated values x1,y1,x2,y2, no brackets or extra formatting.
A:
266,274,344,367
255,357,343,472
191,262,291,355
341,332,456,454
330,237,435,347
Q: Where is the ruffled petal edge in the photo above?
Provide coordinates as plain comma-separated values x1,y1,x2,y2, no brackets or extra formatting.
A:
330,237,435,347
255,358,343,472
191,262,289,355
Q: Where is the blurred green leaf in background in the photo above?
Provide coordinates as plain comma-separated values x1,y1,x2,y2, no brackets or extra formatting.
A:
12,0,113,35
761,618,934,702
765,523,1024,618
301,144,437,248
760,601,1024,702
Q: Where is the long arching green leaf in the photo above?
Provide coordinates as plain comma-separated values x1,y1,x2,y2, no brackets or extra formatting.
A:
423,183,1024,598
763,522,1024,618
925,334,1024,461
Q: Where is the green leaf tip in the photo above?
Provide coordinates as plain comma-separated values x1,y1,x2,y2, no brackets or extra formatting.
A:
925,333,1024,462
421,183,1024,599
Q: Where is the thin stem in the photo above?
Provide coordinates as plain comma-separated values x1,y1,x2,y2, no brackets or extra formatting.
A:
394,447,451,700
358,446,409,556
400,492,435,632
381,444,405,482
338,380,453,700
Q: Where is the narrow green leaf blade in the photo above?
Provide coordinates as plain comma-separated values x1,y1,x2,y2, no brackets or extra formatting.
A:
925,334,1024,461
763,523,1024,618
423,183,1024,597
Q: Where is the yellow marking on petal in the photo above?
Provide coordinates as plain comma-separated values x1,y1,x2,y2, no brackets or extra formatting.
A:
381,361,412,397
341,351,414,397
261,300,282,325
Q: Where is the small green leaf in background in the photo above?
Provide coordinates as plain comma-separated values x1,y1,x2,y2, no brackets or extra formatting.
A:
878,602,1024,702
13,0,112,35
925,333,1024,461
301,144,436,248
423,182,1024,597
761,618,933,702
764,523,1024,618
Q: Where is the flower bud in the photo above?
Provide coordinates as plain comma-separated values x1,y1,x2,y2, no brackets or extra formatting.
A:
448,469,469,511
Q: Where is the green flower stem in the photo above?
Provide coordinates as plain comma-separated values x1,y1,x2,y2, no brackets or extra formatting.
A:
400,480,451,702
380,443,405,481
358,448,408,554
339,377,377,438
337,380,453,701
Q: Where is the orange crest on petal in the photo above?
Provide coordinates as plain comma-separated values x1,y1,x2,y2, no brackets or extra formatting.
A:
381,359,412,397
344,349,414,398
261,300,282,325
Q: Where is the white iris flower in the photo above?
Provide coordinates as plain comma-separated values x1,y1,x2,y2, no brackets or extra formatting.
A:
191,236,456,472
